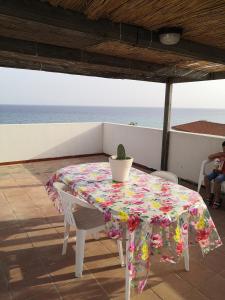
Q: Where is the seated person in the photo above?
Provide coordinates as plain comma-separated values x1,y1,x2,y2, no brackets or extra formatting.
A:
204,141,225,208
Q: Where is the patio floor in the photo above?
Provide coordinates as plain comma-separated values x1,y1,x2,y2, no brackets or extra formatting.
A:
0,155,225,300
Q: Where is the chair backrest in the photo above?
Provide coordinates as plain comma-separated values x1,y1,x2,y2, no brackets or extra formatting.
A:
53,182,94,209
53,182,95,227
198,159,225,193
201,159,215,175
151,170,178,184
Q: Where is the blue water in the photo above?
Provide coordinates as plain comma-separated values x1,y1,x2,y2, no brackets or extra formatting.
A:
0,105,224,128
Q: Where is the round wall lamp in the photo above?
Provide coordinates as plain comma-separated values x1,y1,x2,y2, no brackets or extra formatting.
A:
158,27,183,45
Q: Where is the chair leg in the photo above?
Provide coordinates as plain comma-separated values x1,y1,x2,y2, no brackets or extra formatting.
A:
125,230,131,300
75,230,86,277
117,239,125,267
197,176,203,193
62,222,70,255
165,227,170,246
184,233,189,271
183,215,189,272
93,232,100,240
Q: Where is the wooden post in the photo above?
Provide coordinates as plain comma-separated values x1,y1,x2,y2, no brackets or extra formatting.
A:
161,81,173,170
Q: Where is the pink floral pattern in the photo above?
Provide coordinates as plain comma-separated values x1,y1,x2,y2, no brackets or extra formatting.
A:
46,162,222,293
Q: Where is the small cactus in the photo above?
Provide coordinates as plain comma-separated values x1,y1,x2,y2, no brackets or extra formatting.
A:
117,144,126,160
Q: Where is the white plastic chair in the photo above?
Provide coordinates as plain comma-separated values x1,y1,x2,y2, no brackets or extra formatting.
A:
197,159,225,193
151,170,179,184
53,182,125,277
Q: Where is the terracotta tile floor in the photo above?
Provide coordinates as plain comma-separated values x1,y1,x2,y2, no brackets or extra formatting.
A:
0,155,225,300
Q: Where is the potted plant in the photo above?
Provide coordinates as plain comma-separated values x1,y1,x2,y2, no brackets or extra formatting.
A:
109,144,133,182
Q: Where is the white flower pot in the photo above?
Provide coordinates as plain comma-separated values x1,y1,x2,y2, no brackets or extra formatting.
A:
109,155,133,182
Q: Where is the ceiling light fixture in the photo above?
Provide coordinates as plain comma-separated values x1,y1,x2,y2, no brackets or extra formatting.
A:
158,27,183,45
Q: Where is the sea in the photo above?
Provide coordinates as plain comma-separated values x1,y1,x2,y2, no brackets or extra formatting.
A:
0,105,225,128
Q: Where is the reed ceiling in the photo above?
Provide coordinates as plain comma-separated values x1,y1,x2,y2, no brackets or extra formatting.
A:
46,0,225,77
88,41,225,73
47,0,225,49
0,0,224,82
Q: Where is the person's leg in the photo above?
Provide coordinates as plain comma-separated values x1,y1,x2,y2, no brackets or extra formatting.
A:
204,172,217,204
213,174,225,208
204,175,212,199
213,181,221,204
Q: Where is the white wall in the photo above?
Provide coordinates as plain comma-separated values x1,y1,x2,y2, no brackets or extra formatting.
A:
168,130,224,182
103,123,162,170
1,122,224,184
0,122,103,163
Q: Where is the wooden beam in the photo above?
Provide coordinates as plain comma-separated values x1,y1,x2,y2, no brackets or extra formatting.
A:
0,0,225,66
161,81,173,171
172,70,225,83
0,36,213,82
0,36,164,81
0,54,165,82
209,71,225,80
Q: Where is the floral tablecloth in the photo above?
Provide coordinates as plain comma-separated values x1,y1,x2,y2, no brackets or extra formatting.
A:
46,162,222,293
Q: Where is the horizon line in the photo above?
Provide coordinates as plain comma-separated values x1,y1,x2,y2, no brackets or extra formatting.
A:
0,103,224,110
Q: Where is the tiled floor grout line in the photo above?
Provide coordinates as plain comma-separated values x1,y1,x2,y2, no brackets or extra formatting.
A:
150,288,164,300
0,263,14,300
175,272,211,300
23,222,64,300
2,172,63,299
87,271,110,299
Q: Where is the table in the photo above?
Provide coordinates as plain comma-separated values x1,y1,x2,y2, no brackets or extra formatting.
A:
46,162,222,298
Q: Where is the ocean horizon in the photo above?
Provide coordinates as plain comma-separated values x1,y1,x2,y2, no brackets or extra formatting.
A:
0,105,225,129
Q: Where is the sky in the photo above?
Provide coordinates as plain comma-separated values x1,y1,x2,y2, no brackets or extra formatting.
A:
0,67,225,108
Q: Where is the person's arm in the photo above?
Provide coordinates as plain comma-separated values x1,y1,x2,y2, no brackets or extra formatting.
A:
220,155,225,161
208,152,224,160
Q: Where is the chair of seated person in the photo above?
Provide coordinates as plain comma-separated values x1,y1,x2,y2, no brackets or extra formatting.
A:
198,159,225,208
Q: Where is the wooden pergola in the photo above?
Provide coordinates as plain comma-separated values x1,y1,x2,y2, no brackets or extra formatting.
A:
0,0,225,169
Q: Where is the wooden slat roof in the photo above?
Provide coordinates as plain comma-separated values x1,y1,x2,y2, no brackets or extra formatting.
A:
88,41,225,73
48,0,225,50
0,0,224,83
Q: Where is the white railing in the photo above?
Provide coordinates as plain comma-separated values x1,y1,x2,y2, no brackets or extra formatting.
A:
0,122,224,184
